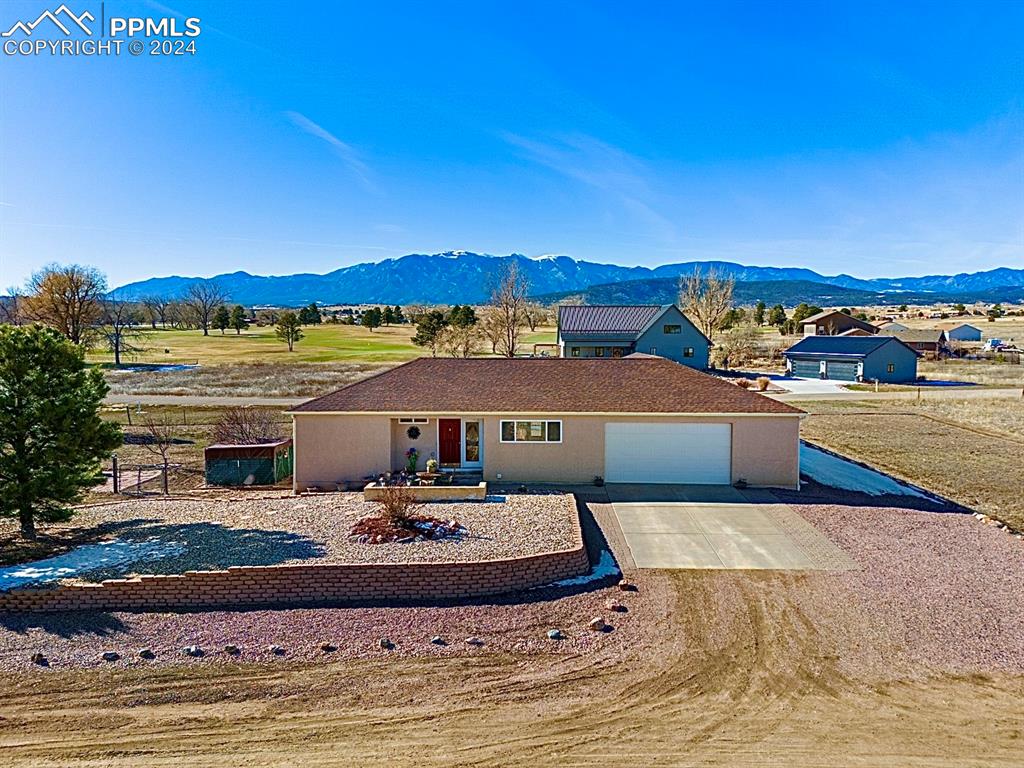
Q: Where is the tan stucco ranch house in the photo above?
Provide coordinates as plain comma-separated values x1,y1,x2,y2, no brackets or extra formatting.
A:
290,356,804,489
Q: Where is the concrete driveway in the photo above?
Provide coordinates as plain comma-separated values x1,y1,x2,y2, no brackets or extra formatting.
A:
606,485,850,570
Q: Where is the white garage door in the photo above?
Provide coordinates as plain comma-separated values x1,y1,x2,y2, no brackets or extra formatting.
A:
604,423,732,484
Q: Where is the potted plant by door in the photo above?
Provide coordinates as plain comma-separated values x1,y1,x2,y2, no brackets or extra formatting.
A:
405,447,419,473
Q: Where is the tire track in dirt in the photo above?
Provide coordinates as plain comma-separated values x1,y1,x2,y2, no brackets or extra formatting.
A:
1,571,1023,766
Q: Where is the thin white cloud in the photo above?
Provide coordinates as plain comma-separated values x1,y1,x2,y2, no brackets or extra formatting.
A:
285,111,376,192
503,132,676,243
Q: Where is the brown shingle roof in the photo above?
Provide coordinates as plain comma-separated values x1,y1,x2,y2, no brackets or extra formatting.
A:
878,328,946,344
291,358,803,415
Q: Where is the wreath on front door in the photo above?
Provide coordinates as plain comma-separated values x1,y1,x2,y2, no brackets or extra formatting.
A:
406,426,421,440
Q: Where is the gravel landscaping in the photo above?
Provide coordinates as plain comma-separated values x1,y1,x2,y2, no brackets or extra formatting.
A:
793,501,1024,674
0,575,643,671
5,492,579,585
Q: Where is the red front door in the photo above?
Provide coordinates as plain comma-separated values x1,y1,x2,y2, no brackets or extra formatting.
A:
439,419,461,465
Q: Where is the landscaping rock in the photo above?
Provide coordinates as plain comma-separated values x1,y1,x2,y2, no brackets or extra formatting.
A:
547,629,564,641
138,648,156,660
268,645,285,656
378,638,394,650
618,579,637,592
588,617,607,632
430,636,446,645
320,642,337,653
30,652,48,666
605,601,627,613
183,645,203,657
101,651,120,662
223,644,240,655
465,636,484,646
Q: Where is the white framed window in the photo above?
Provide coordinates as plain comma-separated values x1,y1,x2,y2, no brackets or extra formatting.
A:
649,346,657,354
499,420,562,443
683,347,694,357
595,347,605,357
399,417,429,424
663,324,681,334
886,363,895,373
570,347,580,357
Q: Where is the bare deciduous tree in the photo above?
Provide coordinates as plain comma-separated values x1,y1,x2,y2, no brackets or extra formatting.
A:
213,407,281,445
0,290,26,326
437,324,483,358
23,263,106,345
479,308,505,355
524,302,548,332
100,299,147,367
140,413,178,494
678,267,735,340
140,295,173,329
490,262,530,358
182,282,228,336
714,322,759,369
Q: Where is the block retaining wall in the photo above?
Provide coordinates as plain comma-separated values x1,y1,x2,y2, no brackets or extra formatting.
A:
0,496,589,614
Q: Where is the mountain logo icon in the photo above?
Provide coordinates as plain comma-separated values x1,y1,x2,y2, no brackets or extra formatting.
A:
2,4,95,37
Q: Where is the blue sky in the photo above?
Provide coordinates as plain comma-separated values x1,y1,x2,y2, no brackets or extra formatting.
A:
1,0,1022,288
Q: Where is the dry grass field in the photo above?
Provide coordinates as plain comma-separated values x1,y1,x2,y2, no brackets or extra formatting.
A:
105,360,390,398
918,357,1024,386
795,397,1024,529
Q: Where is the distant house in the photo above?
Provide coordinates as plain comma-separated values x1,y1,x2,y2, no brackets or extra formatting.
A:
837,327,875,337
556,304,710,368
876,321,909,332
938,322,983,342
784,336,919,383
877,328,948,359
800,310,878,336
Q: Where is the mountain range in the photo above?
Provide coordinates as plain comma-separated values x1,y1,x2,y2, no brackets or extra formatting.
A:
110,252,1024,306
536,278,1024,308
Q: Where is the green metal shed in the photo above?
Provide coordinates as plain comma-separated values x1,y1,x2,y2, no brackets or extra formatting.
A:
204,438,293,487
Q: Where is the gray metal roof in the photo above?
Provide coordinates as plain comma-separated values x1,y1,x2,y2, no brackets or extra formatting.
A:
558,304,668,335
784,335,906,358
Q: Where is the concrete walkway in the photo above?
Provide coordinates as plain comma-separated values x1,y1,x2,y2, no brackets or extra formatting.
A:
607,485,853,570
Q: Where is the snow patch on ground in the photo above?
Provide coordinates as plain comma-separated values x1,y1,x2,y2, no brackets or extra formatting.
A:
800,444,930,499
0,539,185,591
544,549,620,589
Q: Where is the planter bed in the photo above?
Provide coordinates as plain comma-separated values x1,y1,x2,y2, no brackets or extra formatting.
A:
2,492,580,582
363,482,487,502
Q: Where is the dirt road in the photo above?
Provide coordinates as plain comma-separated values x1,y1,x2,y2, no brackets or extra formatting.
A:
3,571,1021,767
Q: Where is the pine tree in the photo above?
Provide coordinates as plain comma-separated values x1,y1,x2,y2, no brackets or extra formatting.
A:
0,326,122,539
275,312,304,351
212,305,231,334
229,305,248,334
754,300,766,326
361,307,383,331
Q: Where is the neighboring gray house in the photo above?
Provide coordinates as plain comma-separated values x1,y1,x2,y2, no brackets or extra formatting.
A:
783,335,919,383
938,322,983,342
557,304,710,368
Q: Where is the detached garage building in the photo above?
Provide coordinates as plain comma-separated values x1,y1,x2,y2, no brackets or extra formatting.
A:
784,335,919,383
289,357,804,489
